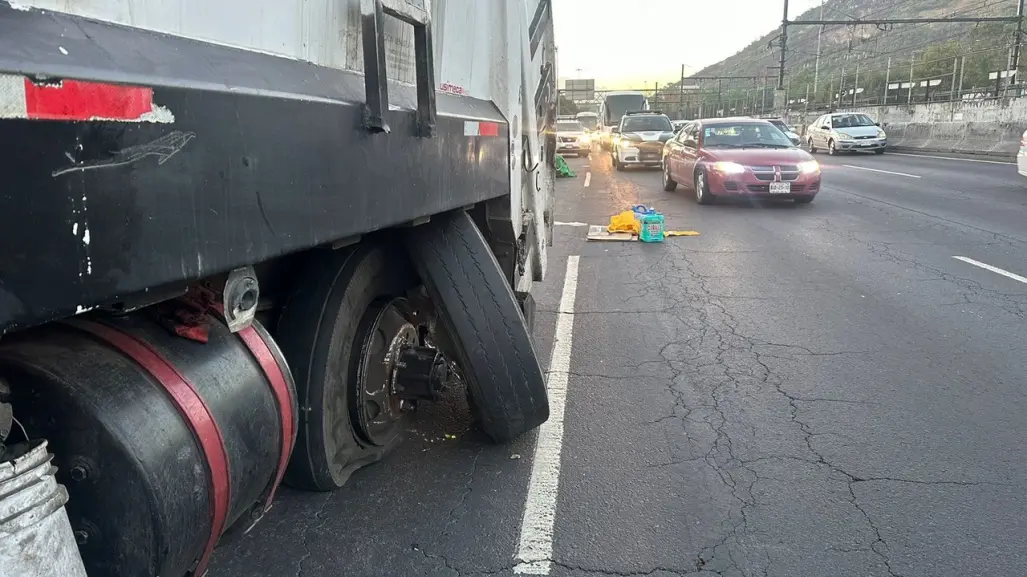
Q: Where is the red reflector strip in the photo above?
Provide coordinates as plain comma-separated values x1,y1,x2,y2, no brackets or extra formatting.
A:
67,320,230,577
479,121,500,136
0,75,174,123
463,120,502,137
235,325,296,512
25,78,154,121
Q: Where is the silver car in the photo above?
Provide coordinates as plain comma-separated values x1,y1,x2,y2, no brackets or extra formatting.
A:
806,112,887,155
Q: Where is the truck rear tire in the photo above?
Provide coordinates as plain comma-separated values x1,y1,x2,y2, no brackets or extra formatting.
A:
404,210,549,443
275,243,416,491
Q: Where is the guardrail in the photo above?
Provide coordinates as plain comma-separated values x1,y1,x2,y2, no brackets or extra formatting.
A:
878,121,1023,159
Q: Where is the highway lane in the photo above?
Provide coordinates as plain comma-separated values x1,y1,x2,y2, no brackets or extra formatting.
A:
209,149,1027,577
545,149,1027,577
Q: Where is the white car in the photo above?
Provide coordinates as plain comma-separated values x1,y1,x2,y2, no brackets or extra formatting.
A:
611,112,676,171
556,119,591,158
806,112,887,155
1018,128,1027,178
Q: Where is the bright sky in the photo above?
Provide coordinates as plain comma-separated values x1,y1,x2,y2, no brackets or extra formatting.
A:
553,0,824,90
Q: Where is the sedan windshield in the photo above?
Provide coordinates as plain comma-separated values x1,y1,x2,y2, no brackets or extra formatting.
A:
622,116,673,132
832,114,876,128
557,121,583,132
702,123,795,148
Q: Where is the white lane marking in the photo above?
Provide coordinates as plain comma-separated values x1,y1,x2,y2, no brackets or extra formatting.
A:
841,164,922,179
887,152,1014,165
513,255,579,576
584,171,591,187
554,221,588,227
953,256,1027,285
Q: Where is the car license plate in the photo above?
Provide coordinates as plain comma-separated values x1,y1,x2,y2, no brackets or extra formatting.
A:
769,182,791,194
642,152,659,160
860,142,871,147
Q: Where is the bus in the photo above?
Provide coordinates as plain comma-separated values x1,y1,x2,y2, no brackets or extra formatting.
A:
598,91,648,149
600,91,649,127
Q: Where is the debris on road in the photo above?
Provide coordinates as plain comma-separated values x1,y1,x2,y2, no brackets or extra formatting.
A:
587,206,698,242
608,210,643,235
555,155,576,178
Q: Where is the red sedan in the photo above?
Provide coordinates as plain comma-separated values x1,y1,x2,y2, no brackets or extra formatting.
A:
661,117,821,204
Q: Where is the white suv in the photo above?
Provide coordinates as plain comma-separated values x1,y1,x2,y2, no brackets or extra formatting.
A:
612,112,676,171
806,112,887,155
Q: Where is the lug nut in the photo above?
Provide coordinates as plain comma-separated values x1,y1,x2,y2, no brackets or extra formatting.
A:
69,465,88,481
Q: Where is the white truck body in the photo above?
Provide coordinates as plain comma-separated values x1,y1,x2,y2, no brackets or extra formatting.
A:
13,0,554,291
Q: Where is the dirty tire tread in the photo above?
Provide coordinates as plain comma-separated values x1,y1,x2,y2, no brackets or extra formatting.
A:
275,243,413,491
405,211,549,443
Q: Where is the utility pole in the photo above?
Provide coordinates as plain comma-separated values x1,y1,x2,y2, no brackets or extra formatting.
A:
883,57,891,105
812,0,824,102
839,67,845,108
761,75,768,115
679,64,685,119
908,53,916,104
852,62,859,106
698,79,705,119
950,57,958,101
778,0,788,89
957,56,965,100
1014,0,1025,89
717,78,723,117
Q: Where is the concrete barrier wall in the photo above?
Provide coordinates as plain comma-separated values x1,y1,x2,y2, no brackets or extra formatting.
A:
786,97,1027,158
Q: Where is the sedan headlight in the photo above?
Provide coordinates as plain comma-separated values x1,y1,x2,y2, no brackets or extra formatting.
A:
711,161,746,174
797,160,820,174
580,134,591,144
876,129,886,139
618,138,638,149
836,132,853,140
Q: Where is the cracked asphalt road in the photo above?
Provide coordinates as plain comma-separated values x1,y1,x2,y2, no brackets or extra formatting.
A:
208,150,1027,577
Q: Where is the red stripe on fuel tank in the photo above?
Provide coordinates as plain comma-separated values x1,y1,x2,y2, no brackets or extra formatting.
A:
23,78,156,121
67,320,230,577
235,324,295,511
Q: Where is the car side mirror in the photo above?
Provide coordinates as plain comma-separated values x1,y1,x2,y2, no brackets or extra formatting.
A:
611,127,621,133
875,122,881,126
820,125,830,130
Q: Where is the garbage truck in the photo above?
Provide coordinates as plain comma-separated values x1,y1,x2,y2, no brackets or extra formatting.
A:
0,0,556,575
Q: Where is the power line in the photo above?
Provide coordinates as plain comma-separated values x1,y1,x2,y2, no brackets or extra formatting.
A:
783,0,1016,72
775,0,1023,91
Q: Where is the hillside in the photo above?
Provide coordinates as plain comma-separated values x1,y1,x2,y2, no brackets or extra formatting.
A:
676,0,1022,107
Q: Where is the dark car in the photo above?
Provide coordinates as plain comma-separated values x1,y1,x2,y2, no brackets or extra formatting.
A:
661,117,821,204
765,118,802,146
